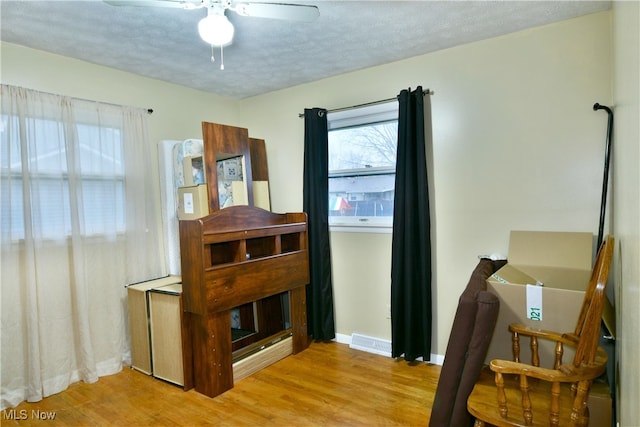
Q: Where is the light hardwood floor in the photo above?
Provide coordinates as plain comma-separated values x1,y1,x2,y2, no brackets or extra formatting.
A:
4,342,441,426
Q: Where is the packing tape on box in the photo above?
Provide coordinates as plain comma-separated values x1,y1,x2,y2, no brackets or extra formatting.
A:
526,284,543,321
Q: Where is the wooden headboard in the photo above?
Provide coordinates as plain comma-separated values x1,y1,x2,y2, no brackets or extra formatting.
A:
178,205,310,397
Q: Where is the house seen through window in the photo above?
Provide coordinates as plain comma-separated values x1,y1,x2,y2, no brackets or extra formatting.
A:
328,101,398,231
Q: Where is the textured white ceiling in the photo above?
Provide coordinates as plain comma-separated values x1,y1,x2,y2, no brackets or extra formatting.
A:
1,0,611,99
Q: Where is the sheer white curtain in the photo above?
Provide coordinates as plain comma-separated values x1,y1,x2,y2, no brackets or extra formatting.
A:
0,85,165,409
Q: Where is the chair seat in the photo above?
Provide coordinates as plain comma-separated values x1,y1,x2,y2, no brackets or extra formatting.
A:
468,367,587,427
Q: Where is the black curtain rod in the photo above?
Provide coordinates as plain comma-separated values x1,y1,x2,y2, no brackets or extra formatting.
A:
297,88,433,118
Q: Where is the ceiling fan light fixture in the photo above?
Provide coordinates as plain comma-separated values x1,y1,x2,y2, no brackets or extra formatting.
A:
198,13,234,46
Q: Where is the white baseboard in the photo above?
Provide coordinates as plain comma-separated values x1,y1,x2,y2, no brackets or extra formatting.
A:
430,353,445,365
334,332,444,365
335,332,351,345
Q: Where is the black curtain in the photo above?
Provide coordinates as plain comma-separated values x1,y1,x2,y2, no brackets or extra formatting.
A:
303,108,336,341
391,87,432,361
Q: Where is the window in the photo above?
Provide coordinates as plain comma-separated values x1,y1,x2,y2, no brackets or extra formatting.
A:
1,115,125,240
328,101,398,231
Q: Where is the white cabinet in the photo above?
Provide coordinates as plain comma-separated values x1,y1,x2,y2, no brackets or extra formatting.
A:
127,276,184,385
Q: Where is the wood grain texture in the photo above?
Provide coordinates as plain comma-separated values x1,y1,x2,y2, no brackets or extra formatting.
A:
179,205,311,397
4,342,440,426
149,291,184,386
179,219,205,315
201,121,252,211
126,287,152,375
203,251,309,313
468,368,596,427
232,336,293,382
190,310,233,397
248,138,269,181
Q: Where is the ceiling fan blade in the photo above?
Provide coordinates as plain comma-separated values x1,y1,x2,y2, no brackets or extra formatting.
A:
233,2,319,22
104,0,203,9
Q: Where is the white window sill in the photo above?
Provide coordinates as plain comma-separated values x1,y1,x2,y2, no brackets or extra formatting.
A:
329,224,393,234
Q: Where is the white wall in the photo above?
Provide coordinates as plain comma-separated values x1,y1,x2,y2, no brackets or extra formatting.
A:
240,12,613,357
612,1,640,424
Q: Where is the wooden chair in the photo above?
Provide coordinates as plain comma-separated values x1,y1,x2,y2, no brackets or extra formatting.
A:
467,235,614,427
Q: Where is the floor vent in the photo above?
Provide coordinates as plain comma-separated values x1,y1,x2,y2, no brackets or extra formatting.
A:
349,333,392,357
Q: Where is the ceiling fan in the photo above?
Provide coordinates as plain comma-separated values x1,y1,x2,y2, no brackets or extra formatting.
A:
104,0,319,69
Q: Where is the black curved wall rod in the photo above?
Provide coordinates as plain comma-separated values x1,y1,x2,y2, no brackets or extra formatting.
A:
593,102,613,250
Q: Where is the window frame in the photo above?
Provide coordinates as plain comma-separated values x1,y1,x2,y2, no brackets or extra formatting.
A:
327,101,398,233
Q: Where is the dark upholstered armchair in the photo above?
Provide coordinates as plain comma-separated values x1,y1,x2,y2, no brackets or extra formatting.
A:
429,258,506,427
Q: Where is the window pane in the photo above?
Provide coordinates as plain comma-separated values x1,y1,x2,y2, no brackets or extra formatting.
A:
328,121,397,171
1,114,126,239
82,178,125,235
3,179,26,240
32,178,71,238
329,174,395,217
30,118,68,173
77,123,124,175
328,118,398,230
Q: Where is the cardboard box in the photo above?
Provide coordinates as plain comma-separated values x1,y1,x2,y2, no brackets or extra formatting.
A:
485,231,593,366
183,155,205,186
178,185,210,220
588,379,613,427
253,181,271,211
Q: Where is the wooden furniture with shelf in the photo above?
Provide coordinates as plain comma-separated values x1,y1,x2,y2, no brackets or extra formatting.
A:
230,292,287,353
179,205,311,398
